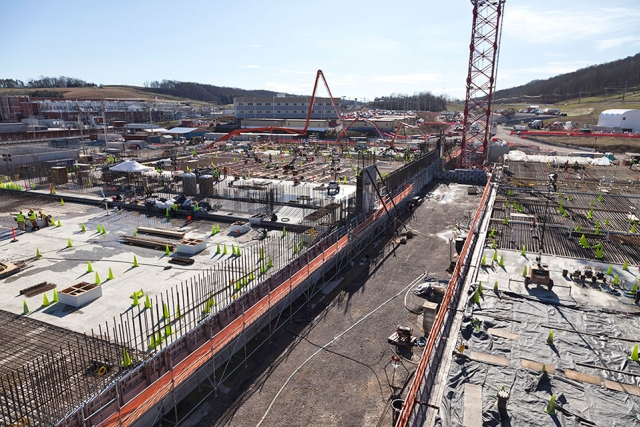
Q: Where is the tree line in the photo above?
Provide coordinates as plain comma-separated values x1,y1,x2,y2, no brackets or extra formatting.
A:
142,80,282,105
0,76,97,89
493,53,640,103
371,91,450,112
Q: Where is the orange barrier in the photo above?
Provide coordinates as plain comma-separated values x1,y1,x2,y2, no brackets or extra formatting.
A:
395,178,492,427
95,181,416,427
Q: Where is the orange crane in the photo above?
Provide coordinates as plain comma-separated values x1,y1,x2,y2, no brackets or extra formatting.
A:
204,70,344,148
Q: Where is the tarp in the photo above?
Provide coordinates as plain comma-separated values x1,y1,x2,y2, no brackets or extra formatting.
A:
109,160,153,173
504,150,612,166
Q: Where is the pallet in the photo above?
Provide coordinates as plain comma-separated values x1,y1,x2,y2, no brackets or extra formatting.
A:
136,226,185,239
121,235,176,251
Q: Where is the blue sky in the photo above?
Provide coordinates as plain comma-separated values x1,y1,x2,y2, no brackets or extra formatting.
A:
1,0,639,101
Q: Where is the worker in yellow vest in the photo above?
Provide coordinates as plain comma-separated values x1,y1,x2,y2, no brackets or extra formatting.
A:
28,210,39,231
15,211,26,231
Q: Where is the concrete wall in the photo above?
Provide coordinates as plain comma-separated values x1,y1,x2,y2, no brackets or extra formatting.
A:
435,167,487,184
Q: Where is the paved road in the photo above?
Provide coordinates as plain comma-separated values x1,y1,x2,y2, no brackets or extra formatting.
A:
494,125,573,155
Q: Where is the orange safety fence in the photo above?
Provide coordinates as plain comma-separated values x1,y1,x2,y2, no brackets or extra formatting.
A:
96,184,415,427
395,178,492,427
98,234,350,427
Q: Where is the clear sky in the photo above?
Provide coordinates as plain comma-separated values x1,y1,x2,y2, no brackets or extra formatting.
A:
1,0,639,101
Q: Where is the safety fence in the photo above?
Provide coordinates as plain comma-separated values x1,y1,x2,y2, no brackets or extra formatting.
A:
55,156,435,427
395,178,493,427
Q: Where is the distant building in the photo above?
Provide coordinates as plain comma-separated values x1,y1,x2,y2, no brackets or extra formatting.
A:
233,96,342,122
597,109,640,134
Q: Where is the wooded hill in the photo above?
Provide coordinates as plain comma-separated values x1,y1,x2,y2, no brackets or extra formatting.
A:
494,53,640,104
141,80,283,105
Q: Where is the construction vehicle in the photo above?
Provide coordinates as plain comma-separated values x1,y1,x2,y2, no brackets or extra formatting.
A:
327,180,340,195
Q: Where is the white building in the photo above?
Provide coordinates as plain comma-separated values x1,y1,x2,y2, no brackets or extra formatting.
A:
597,109,640,133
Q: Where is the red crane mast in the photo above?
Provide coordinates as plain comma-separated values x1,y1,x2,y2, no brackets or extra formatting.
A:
459,0,506,168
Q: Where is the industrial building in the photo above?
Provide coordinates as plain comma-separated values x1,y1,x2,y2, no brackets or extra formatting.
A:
233,95,342,122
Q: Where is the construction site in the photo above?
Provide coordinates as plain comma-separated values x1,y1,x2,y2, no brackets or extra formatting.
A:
2,1,640,427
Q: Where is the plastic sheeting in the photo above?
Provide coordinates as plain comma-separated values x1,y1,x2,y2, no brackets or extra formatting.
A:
435,289,640,426
504,150,612,166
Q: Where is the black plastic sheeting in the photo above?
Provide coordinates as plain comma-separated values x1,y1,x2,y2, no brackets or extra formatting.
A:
436,288,640,426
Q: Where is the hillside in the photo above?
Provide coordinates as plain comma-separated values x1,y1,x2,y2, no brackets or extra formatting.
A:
140,80,284,104
494,53,640,103
0,85,200,102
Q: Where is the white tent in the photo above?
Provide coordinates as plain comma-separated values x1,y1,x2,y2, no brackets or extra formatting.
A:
109,160,153,173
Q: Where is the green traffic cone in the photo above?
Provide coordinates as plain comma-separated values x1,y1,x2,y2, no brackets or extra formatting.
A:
237,247,241,257
223,244,228,255
175,304,181,319
42,293,50,307
36,248,41,259
67,238,72,248
133,229,137,237
231,244,235,254
149,334,156,349
473,288,480,304
102,225,107,235
546,330,554,346
216,224,221,233
494,281,499,292
145,294,151,309
165,208,170,217
121,348,132,368
623,260,629,271
478,281,483,294
157,331,164,344
498,255,505,267
522,265,528,277
133,255,139,267
493,250,498,262
606,264,613,275
53,289,58,303
52,187,56,195
132,293,140,307
23,300,29,315
165,325,173,337
211,225,216,235
521,245,526,256
613,273,619,286
631,281,639,295
163,303,170,319
60,198,64,206
108,267,114,280
57,219,61,227
87,261,93,273
282,227,286,237
481,255,487,267
267,255,273,268
630,344,640,362
545,394,557,415
491,240,497,249
95,272,100,284
260,264,267,274
165,245,170,256
81,223,86,232
259,247,264,260
293,242,298,254
249,272,254,281
216,243,221,254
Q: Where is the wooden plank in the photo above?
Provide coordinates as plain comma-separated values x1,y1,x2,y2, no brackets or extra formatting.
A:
469,351,509,367
521,358,555,374
488,328,521,340
463,383,483,427
564,369,601,385
136,226,185,239
603,379,640,396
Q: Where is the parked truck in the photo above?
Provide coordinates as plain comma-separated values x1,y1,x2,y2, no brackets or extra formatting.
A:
528,120,544,130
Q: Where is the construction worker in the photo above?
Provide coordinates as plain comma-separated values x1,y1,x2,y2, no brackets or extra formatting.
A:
170,202,179,218
27,210,39,231
193,201,200,220
39,211,52,227
14,211,26,231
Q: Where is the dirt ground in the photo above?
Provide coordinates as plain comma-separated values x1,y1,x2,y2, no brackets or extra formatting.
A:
177,182,484,427
532,135,639,154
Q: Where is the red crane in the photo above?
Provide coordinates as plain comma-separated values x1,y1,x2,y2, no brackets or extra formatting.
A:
459,0,506,168
204,70,344,148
